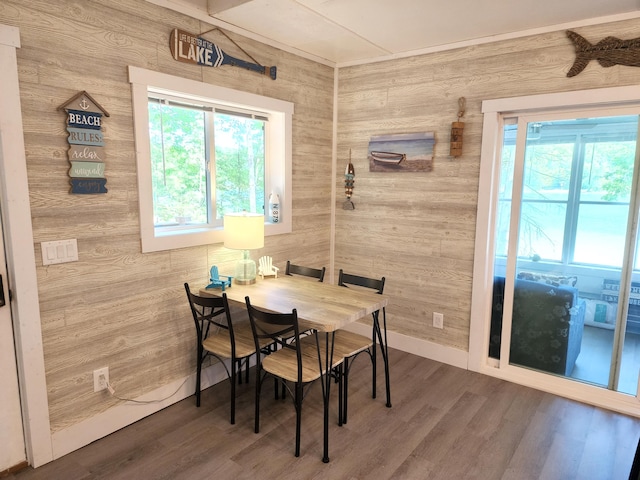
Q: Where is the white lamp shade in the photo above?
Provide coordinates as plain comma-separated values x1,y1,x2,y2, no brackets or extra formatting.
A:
224,213,264,250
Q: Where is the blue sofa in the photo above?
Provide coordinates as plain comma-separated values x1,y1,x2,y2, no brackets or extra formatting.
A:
489,276,586,376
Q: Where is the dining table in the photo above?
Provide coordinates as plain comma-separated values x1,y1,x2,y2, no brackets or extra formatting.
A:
200,274,389,462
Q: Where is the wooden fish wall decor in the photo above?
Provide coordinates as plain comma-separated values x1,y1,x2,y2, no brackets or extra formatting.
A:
566,30,640,77
170,28,277,80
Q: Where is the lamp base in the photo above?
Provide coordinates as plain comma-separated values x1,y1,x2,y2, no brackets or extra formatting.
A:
234,254,257,285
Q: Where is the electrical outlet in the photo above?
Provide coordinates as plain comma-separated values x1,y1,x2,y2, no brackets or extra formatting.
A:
433,312,444,329
93,367,109,392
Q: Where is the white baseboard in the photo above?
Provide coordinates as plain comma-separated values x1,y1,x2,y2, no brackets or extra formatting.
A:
50,329,468,461
342,322,469,369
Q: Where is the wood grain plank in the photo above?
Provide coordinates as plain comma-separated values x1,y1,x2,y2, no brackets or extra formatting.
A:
6,0,334,433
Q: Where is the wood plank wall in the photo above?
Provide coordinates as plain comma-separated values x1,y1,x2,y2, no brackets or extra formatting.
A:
4,0,640,439
335,19,640,351
1,0,333,432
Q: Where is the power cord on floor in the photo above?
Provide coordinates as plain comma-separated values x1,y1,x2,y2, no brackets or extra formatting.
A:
105,378,189,404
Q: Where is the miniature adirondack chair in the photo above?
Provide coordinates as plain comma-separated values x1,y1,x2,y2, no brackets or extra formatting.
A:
205,265,232,291
258,256,279,279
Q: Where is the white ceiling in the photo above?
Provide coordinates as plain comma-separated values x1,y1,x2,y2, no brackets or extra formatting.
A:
159,0,640,66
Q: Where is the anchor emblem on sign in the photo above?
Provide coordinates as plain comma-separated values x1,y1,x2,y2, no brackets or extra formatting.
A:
78,98,90,110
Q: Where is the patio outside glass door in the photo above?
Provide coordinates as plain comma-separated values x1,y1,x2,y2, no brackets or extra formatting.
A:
489,110,640,395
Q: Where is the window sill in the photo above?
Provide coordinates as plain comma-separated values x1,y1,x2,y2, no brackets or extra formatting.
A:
142,220,290,253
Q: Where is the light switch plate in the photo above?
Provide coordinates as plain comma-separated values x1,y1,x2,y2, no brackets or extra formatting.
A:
433,312,444,329
41,239,78,265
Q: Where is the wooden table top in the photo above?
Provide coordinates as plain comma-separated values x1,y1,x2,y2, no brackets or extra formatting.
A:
200,275,388,332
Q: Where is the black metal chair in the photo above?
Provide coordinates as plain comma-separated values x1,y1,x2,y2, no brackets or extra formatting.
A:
285,260,326,282
273,261,327,400
184,283,269,424
245,296,342,457
332,270,390,424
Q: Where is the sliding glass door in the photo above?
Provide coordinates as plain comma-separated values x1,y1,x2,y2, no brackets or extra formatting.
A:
489,110,640,394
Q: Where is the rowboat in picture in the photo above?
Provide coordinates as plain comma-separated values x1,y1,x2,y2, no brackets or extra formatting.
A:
369,151,406,165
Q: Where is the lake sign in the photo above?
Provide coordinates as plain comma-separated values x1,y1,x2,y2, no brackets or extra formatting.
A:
169,28,277,80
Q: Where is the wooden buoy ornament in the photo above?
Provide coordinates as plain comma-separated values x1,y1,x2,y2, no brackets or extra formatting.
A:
450,97,465,158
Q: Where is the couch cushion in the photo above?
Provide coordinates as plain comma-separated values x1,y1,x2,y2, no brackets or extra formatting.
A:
517,270,578,287
489,276,585,375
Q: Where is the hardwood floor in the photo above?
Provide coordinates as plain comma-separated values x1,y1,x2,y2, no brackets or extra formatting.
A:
8,348,640,480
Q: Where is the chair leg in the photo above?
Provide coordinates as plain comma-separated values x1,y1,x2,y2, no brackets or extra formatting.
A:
195,346,203,407
376,311,392,408
254,367,262,434
294,382,302,457
231,357,237,425
342,358,350,425
339,312,392,426
371,331,377,399
337,364,344,427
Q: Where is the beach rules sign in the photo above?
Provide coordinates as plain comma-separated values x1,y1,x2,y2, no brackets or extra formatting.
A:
58,91,110,194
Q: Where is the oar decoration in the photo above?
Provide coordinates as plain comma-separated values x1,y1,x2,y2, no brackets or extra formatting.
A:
170,28,277,80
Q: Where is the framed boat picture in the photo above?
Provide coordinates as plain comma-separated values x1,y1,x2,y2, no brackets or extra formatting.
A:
368,132,435,172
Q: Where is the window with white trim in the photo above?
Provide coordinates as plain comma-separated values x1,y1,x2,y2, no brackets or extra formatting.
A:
496,115,638,268
129,66,293,253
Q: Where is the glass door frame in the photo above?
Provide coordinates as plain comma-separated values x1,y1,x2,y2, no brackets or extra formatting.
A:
501,108,640,389
469,85,640,417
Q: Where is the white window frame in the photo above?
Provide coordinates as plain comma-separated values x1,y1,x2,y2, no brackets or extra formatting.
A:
496,112,638,268
129,66,293,253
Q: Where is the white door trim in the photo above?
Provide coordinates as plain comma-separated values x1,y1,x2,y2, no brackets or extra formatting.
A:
0,144,26,469
470,85,640,418
0,24,53,467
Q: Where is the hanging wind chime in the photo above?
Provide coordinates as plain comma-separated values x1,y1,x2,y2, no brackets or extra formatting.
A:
343,149,355,210
450,97,465,157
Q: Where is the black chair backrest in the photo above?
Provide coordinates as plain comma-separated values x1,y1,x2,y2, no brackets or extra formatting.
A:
184,283,235,349
338,270,385,295
285,260,326,282
245,296,303,380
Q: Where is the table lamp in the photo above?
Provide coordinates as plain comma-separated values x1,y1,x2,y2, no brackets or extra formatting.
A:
224,212,264,285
